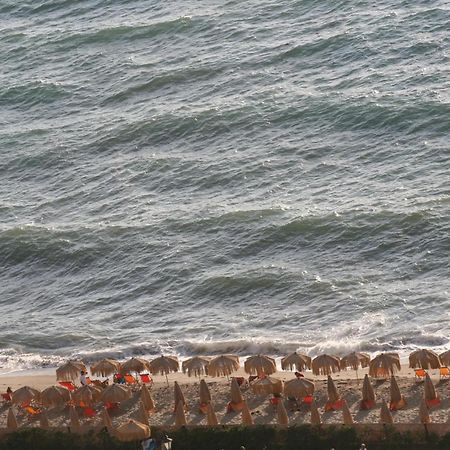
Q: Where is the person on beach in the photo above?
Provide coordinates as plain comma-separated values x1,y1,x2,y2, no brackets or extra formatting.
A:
80,370,87,386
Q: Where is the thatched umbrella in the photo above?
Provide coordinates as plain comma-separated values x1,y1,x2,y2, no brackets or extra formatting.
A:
208,355,240,378
174,381,187,411
369,353,400,379
327,375,340,403
439,350,450,366
182,356,210,377
230,377,244,405
380,400,393,424
69,406,80,433
7,408,18,430
121,357,150,375
101,407,113,433
116,419,150,442
72,385,102,406
175,400,187,427
310,400,321,425
284,378,315,398
56,361,86,381
409,349,441,370
244,355,276,376
136,401,149,426
241,401,253,426
342,399,354,425
424,373,439,406
341,352,370,381
91,359,121,377
281,352,311,371
360,374,376,409
41,386,71,408
199,379,212,404
419,399,430,424
39,411,50,430
312,354,340,376
11,386,40,405
389,375,406,410
149,355,179,385
206,403,219,426
141,384,155,412
251,376,283,396
101,384,131,404
277,400,289,426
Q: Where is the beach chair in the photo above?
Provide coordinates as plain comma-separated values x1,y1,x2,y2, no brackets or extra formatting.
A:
302,395,314,405
269,396,281,408
414,368,427,381
439,367,450,380
24,405,41,420
113,373,125,384
325,399,343,411
59,381,77,391
1,393,12,404
124,374,137,386
85,377,93,385
426,397,441,408
83,407,96,417
140,373,153,385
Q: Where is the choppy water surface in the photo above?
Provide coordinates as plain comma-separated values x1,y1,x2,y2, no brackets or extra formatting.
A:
1,0,449,372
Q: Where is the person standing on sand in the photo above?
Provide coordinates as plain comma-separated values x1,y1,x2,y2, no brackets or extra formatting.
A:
80,371,87,386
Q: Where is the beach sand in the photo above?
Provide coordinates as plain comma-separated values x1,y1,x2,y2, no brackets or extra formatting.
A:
1,365,450,432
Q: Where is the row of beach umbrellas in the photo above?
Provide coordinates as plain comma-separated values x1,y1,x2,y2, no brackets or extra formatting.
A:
56,349,450,383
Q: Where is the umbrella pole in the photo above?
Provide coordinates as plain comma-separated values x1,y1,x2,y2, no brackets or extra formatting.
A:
165,373,169,386
355,368,359,385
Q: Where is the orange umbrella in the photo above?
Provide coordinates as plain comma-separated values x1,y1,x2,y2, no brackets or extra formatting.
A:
116,419,150,441
41,386,70,408
7,408,18,430
121,357,150,374
149,355,179,385
369,353,400,379
327,375,340,403
360,374,375,409
409,349,441,370
101,384,131,404
244,355,276,376
72,385,102,406
312,354,340,376
208,355,240,378
281,352,311,371
340,352,370,381
182,356,210,377
424,373,439,406
284,378,315,398
230,377,244,404
251,376,283,396
11,386,40,405
56,361,86,381
241,401,253,426
389,375,406,410
91,359,121,377
199,379,211,404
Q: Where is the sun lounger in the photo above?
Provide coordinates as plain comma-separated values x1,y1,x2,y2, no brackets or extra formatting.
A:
1,393,12,403
325,399,343,411
414,368,427,381
426,397,441,408
24,405,41,420
439,367,450,380
140,373,153,385
59,381,77,391
83,407,96,417
124,374,137,385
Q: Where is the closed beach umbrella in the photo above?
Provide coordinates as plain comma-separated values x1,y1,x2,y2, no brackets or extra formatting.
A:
137,401,149,426
369,353,400,379
69,406,80,433
390,375,406,410
284,378,315,398
439,350,450,366
174,381,187,411
199,379,211,404
419,399,430,424
149,355,179,385
72,385,102,406
101,384,131,403
241,401,253,425
312,354,340,376
175,400,187,427
327,375,340,403
39,411,50,430
7,408,18,430
341,352,370,381
380,400,393,424
208,355,240,378
244,355,276,375
91,359,121,377
277,400,289,426
206,403,219,426
424,373,438,402
57,361,86,381
121,357,150,374
182,356,210,377
101,407,113,432
281,352,311,371
409,349,441,370
11,386,40,405
116,419,150,442
141,384,155,412
230,377,244,404
41,385,71,407
310,400,321,425
342,399,354,425
361,374,376,409
251,376,283,396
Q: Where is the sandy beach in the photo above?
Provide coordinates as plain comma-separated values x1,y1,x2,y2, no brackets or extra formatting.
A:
1,364,450,432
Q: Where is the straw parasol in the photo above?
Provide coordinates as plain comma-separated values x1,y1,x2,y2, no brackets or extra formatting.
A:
360,374,376,409
141,384,155,412
101,384,131,404
39,411,50,430
284,378,315,398
206,403,219,426
251,376,283,396
281,352,311,371
91,359,121,377
241,401,254,425
208,355,240,378
174,381,187,411
312,354,340,376
419,399,430,424
116,419,150,442
380,400,393,424
409,349,441,370
149,355,179,385
56,361,86,381
101,407,113,433
310,400,321,425
11,386,40,405
390,375,406,410
199,379,212,404
41,386,70,407
230,377,244,404
182,356,210,377
136,401,149,426
175,400,187,427
341,352,370,381
244,355,276,375
121,357,150,374
69,406,80,433
342,399,354,425
72,385,102,406
439,350,450,366
277,400,289,426
369,353,400,379
424,373,439,404
7,408,18,430
327,375,340,403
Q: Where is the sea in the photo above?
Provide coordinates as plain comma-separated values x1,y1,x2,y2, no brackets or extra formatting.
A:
1,0,449,374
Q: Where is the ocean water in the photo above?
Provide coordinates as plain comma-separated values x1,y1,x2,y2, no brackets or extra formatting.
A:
1,0,449,373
